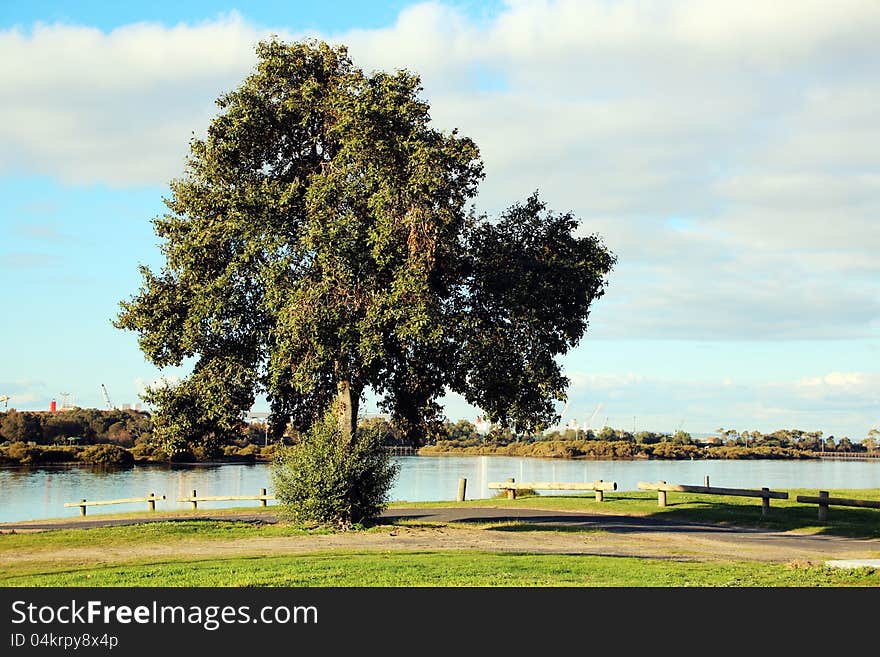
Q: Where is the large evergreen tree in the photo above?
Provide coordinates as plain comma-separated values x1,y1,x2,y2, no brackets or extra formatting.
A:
115,38,616,456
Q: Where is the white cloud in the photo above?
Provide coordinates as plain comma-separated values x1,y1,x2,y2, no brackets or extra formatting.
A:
798,372,867,388
0,392,41,406
0,13,275,185
824,372,866,387
0,380,47,409
133,375,181,396
568,372,645,389
1,1,879,339
559,368,879,437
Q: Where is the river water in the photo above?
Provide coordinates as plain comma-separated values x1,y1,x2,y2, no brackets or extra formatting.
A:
1,455,879,523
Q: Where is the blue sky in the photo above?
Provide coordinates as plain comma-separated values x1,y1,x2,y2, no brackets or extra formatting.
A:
1,1,878,439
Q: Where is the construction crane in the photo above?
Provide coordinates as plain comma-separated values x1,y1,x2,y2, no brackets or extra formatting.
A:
0,395,9,411
541,400,569,435
586,403,603,431
554,400,570,433
558,400,570,424
100,384,115,410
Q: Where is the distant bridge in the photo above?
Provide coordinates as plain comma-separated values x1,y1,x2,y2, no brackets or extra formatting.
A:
811,452,880,460
384,445,419,456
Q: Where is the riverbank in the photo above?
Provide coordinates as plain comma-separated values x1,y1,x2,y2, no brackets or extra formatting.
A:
0,441,277,466
3,437,876,467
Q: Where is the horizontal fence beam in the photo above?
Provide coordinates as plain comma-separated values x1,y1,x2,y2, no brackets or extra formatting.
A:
795,495,880,509
176,495,276,502
637,482,788,499
63,496,165,508
488,481,617,491
177,488,274,509
637,481,785,516
63,493,165,516
487,479,616,501
796,491,880,523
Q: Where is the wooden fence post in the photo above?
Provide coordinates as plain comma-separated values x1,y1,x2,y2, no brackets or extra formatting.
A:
260,488,268,507
507,477,516,500
658,481,666,507
148,492,156,512
761,487,770,516
818,490,829,523
191,489,198,510
704,475,710,487
80,498,87,517
595,480,604,502
457,478,467,502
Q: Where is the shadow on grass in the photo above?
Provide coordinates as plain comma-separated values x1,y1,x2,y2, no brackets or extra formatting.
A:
386,496,880,540
530,491,880,539
391,511,769,534
645,504,880,539
462,522,610,535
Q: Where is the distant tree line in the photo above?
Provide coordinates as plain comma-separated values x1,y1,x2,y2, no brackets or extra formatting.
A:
1,408,877,462
417,421,880,455
0,408,152,447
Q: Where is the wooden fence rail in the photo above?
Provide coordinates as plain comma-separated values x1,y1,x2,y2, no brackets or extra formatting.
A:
488,479,617,502
64,493,166,517
637,480,788,515
177,488,275,510
795,491,880,522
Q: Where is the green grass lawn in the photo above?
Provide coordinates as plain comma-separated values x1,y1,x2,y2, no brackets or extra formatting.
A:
4,548,879,587
2,488,879,587
0,519,326,554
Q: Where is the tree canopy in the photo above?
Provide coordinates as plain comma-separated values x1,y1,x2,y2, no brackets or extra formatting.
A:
115,38,616,455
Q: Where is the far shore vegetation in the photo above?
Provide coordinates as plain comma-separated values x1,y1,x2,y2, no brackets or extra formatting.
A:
1,407,877,467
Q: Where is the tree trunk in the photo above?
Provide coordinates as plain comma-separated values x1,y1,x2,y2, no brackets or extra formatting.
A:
336,379,359,442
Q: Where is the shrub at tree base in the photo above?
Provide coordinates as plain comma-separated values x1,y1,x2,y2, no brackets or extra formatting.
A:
271,410,399,529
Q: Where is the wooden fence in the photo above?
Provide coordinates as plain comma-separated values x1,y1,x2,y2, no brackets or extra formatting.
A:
637,480,788,515
62,480,880,526
488,478,617,501
64,493,165,516
177,488,275,510
796,491,880,522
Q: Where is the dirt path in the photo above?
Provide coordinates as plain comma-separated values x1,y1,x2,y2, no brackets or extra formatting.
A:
3,507,879,564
